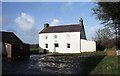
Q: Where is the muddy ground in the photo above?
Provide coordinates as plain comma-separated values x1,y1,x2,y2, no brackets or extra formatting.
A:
2,54,105,75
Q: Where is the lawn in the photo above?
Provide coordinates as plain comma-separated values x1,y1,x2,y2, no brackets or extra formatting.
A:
90,55,120,74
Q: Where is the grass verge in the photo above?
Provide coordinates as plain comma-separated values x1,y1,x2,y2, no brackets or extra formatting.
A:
90,56,120,74
49,51,106,57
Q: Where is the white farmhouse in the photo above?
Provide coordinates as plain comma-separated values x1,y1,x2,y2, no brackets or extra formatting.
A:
39,18,96,53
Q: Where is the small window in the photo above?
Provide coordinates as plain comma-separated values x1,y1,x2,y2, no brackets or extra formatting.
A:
45,44,48,48
45,36,48,39
67,43,70,48
54,35,57,39
54,43,59,47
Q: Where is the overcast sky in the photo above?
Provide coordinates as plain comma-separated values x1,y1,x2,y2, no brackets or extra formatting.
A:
1,2,104,44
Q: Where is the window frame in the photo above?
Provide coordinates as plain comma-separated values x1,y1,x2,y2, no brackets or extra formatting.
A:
67,43,70,48
45,43,48,48
54,43,59,47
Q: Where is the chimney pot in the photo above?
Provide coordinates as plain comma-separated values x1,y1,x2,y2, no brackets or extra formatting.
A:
79,18,83,23
44,23,49,28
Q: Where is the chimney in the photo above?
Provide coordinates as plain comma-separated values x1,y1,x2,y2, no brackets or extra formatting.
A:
44,23,49,28
79,18,87,39
79,18,83,26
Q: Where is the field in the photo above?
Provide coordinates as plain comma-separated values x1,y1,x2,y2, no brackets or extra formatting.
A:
90,55,120,74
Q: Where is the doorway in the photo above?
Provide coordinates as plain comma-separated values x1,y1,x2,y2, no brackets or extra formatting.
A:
54,43,59,52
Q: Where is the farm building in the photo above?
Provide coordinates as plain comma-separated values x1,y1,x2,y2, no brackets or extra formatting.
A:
39,18,96,53
0,31,30,58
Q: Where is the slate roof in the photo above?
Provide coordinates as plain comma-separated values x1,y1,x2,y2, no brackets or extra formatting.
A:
39,24,83,33
0,31,23,43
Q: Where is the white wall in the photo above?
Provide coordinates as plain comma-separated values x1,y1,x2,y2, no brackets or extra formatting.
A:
116,50,120,56
39,32,80,53
81,39,96,52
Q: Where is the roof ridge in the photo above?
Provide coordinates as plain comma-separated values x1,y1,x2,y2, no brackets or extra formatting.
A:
49,24,80,27
39,24,82,34
0,31,13,33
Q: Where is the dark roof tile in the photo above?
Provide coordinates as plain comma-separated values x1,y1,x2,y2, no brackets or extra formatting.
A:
39,24,82,33
0,31,22,43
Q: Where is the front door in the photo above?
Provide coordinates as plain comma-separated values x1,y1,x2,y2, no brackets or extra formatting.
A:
54,43,59,52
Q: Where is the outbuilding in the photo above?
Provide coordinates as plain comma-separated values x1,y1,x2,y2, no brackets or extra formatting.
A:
0,31,30,58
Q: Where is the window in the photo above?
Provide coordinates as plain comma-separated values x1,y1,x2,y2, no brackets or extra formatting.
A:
45,44,48,48
67,43,70,48
54,43,59,47
54,35,57,39
45,36,48,39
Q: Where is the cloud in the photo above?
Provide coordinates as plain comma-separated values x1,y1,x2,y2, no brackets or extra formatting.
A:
50,19,60,26
15,12,35,31
1,12,38,44
14,12,39,44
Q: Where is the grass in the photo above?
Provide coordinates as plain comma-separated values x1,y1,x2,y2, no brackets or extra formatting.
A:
40,52,106,63
30,48,39,51
90,56,120,74
30,47,39,54
41,52,120,74
49,51,106,57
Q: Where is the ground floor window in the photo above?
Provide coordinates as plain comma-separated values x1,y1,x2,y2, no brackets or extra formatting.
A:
45,43,48,48
54,43,59,47
67,43,70,48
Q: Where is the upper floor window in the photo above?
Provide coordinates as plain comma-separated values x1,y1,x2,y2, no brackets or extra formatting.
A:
54,35,57,39
67,43,70,48
45,43,48,48
45,36,48,39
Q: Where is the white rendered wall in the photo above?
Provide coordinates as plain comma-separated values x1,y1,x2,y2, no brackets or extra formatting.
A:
81,39,96,52
39,32,80,53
